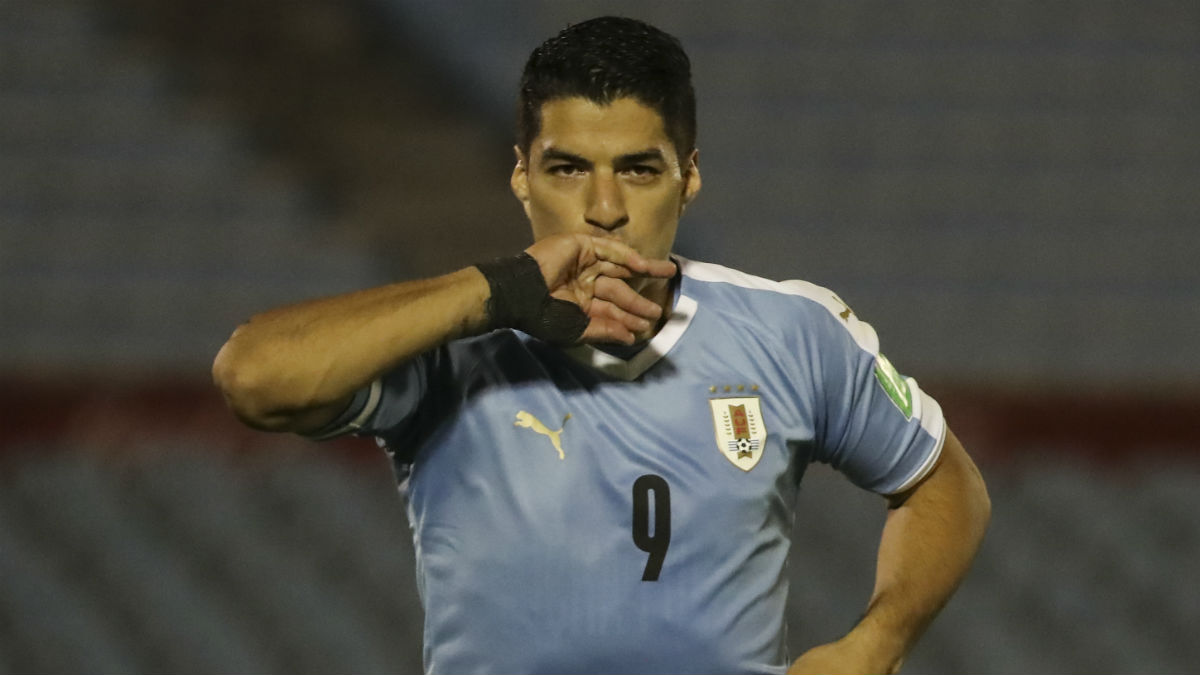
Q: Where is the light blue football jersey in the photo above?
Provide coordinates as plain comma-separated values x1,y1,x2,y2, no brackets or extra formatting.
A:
321,257,945,674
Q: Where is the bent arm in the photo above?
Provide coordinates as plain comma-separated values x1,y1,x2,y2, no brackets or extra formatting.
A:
212,267,491,433
212,234,677,434
789,428,991,674
857,428,990,669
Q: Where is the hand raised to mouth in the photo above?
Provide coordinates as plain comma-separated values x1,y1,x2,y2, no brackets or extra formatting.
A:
522,233,676,345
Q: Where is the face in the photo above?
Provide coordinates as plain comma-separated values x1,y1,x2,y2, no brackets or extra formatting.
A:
511,97,700,264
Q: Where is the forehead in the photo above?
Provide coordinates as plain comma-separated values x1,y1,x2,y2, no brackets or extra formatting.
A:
533,97,677,161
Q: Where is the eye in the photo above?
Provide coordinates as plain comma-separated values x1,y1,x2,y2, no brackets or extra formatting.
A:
621,165,661,182
548,164,585,177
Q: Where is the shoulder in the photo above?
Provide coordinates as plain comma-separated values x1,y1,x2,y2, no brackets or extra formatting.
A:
678,256,846,317
676,256,879,353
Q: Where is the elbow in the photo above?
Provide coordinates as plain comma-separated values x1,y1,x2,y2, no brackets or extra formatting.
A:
212,330,289,431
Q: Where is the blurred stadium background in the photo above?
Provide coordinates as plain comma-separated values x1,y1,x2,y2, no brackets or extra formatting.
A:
2,0,1198,672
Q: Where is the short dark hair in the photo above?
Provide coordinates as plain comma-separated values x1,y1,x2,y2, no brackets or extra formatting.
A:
517,16,696,157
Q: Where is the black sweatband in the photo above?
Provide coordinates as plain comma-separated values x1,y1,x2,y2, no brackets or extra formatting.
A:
475,253,589,346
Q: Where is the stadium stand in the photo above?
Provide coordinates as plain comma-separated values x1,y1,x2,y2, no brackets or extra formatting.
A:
0,0,381,374
104,0,529,278
2,0,1197,673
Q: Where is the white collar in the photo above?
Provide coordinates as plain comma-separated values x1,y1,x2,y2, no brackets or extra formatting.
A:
563,294,698,381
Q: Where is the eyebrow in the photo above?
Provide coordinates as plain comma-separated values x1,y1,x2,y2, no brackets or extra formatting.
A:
615,150,667,166
539,147,667,167
541,148,590,166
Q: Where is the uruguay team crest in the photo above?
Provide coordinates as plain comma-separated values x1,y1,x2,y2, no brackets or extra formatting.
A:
709,396,767,471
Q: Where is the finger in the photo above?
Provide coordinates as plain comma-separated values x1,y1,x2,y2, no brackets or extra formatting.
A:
632,256,678,279
579,260,635,283
579,317,637,345
589,297,654,334
587,238,677,279
594,276,663,321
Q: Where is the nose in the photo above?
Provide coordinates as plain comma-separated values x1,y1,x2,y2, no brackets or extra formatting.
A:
584,170,628,231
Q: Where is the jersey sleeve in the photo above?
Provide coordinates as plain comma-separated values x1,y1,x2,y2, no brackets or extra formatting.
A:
300,353,430,443
800,293,946,495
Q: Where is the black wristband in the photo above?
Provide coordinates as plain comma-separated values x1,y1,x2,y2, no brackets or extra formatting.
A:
476,253,546,329
475,253,589,346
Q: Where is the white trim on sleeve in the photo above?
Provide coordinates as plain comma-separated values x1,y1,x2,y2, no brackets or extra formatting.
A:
885,387,947,495
306,378,384,441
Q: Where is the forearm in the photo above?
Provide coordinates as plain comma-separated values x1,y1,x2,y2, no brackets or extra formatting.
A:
213,266,490,432
848,430,991,672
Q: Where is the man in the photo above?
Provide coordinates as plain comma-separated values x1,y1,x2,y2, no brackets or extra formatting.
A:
213,16,990,674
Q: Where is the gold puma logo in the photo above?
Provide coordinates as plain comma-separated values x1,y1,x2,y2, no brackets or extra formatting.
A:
514,410,572,460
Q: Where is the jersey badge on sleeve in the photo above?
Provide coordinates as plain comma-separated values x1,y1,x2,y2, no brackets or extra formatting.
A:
709,395,767,471
873,354,913,420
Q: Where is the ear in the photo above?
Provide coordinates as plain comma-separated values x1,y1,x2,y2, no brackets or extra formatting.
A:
680,149,701,211
510,145,532,217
